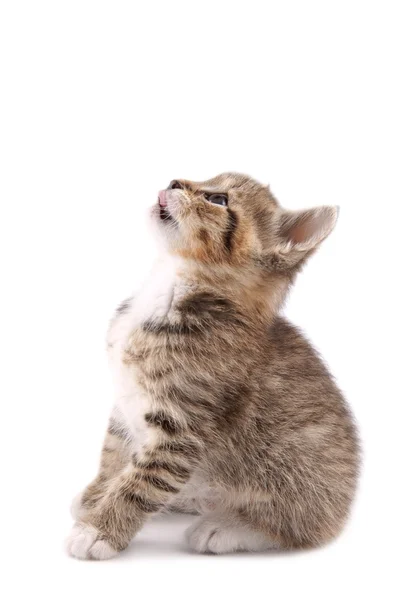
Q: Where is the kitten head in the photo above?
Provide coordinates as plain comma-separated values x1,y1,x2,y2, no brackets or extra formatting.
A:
151,172,338,278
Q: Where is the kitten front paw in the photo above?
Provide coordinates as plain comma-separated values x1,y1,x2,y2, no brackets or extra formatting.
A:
65,523,118,560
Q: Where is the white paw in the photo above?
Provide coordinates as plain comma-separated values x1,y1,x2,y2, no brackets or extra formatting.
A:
65,523,118,560
70,491,84,520
186,515,277,554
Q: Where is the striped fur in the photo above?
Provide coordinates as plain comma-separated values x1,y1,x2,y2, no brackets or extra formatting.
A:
67,173,359,559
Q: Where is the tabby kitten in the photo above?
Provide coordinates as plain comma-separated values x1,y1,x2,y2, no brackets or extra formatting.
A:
66,172,359,559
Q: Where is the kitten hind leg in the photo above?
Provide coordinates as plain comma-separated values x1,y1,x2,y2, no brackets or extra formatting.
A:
186,511,280,554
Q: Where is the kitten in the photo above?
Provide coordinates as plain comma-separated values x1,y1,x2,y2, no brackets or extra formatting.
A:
66,173,359,559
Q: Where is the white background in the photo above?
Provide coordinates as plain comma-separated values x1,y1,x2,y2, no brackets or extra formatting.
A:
1,1,399,598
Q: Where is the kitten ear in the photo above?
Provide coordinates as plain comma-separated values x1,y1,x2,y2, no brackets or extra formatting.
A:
278,205,339,251
267,206,339,271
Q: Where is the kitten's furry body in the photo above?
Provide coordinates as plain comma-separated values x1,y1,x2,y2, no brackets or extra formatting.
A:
67,173,359,559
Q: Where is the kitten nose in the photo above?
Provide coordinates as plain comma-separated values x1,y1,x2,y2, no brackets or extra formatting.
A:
168,180,183,190
158,190,168,207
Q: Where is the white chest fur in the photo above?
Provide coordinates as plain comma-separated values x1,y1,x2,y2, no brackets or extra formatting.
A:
107,256,183,456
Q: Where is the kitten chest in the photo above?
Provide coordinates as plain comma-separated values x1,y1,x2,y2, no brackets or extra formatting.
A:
107,259,182,455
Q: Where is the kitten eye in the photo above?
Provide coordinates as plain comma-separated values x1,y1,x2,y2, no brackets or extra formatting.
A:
205,193,228,206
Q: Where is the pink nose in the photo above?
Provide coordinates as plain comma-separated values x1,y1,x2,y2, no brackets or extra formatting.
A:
158,190,168,207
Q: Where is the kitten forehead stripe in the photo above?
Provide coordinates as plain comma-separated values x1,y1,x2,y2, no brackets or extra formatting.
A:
224,208,238,252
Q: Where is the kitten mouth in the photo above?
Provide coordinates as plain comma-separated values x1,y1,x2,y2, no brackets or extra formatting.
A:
158,190,174,222
158,199,173,222
159,205,173,222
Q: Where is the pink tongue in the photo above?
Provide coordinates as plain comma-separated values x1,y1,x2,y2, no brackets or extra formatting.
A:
158,190,168,207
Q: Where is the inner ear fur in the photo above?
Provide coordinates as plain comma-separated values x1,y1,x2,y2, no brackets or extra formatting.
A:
262,205,339,272
278,206,339,252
